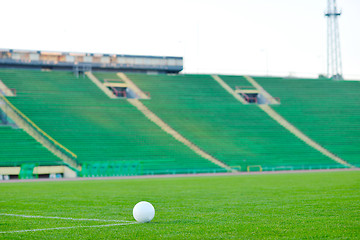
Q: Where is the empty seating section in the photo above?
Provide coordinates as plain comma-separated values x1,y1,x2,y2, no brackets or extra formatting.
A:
127,73,340,170
218,75,250,89
0,126,61,166
92,72,118,83
254,76,360,166
1,68,356,173
0,69,222,173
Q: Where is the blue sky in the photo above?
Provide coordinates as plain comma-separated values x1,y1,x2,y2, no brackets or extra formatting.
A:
1,0,359,79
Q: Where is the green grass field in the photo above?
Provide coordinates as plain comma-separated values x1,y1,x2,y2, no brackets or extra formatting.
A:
0,171,359,239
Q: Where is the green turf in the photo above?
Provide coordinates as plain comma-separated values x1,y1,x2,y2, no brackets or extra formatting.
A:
0,171,359,239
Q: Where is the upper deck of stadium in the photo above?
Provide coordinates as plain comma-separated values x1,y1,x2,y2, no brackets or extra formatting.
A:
0,49,183,74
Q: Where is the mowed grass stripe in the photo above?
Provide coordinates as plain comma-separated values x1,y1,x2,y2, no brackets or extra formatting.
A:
0,171,359,239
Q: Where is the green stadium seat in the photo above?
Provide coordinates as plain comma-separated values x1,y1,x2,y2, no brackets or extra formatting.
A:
0,69,222,174
128,73,346,171
254,76,360,167
1,68,356,174
19,163,37,179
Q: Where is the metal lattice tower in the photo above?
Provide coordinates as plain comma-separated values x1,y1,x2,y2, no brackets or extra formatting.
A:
325,0,343,80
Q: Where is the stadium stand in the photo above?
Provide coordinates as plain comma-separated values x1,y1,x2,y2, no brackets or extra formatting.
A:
93,72,120,83
0,126,61,167
0,69,224,175
1,67,357,178
253,76,360,167
217,75,250,89
126,73,344,171
217,75,352,168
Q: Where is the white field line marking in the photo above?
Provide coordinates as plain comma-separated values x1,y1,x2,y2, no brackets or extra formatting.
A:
0,213,132,223
0,222,137,234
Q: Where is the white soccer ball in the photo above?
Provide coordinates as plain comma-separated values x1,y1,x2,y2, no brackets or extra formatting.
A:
133,201,155,223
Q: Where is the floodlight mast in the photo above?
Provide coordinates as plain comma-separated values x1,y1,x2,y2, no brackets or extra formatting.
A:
325,0,343,80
